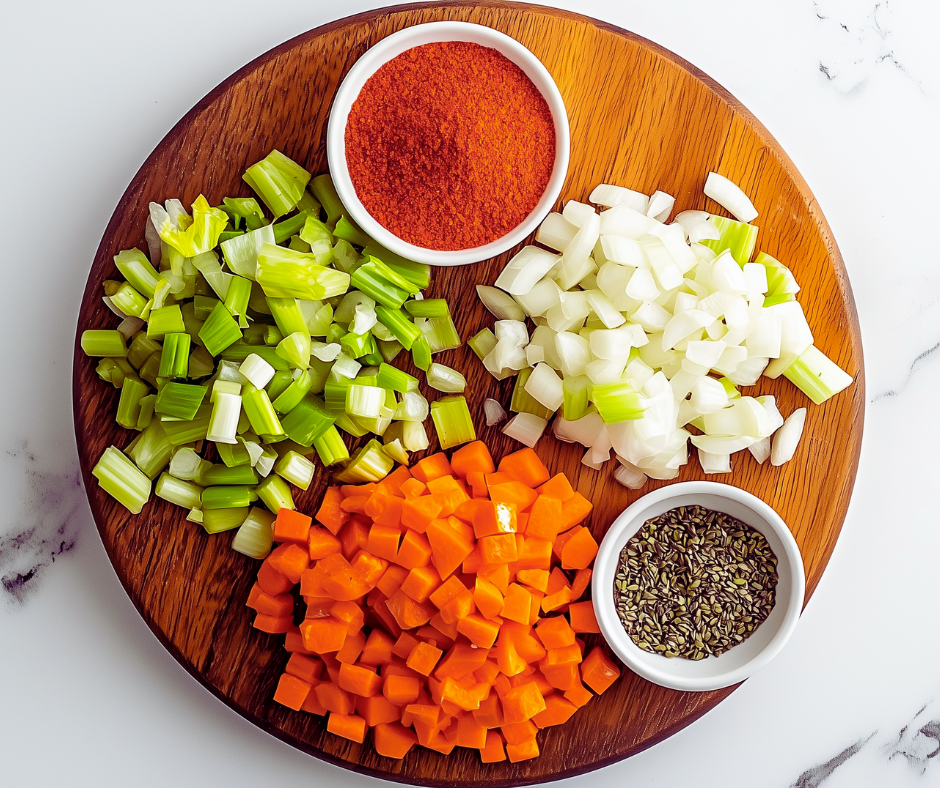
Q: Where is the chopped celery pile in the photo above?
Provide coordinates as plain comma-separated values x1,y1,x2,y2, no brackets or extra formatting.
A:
83,152,469,554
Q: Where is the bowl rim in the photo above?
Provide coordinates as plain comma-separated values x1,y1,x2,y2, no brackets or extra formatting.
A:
591,481,806,692
325,20,570,266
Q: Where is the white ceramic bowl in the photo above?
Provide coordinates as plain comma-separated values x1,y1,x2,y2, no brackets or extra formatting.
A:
326,22,570,266
592,482,805,692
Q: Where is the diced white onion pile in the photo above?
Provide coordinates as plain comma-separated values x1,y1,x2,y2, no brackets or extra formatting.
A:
473,173,853,488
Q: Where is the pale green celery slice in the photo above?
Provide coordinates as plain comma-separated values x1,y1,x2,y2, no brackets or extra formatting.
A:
273,210,313,244
242,386,284,439
267,297,309,337
155,382,207,421
700,215,758,266
128,333,162,369
200,464,259,485
411,334,432,372
216,441,251,468
427,363,467,394
563,375,591,421
187,508,204,524
430,396,476,449
332,239,361,274
404,298,449,318
224,275,252,328
202,485,257,509
169,447,204,480
306,303,334,337
274,451,315,490
590,381,645,423
154,195,228,257
266,369,294,402
297,190,321,216
311,173,344,226
222,197,266,231
137,394,157,430
187,345,215,378
333,439,393,483
207,391,241,444
265,326,283,346
192,251,234,301
377,339,403,364
155,472,203,510
82,330,127,358
147,305,186,340
162,403,212,446
219,344,288,371
376,363,418,393
375,305,420,350
202,506,250,534
754,251,800,304
783,345,853,405
276,331,311,370
138,354,161,387
231,508,275,558
298,216,335,266
272,369,315,415
383,438,409,465
335,411,369,438
256,474,295,512
117,377,149,429
92,446,152,514
199,301,243,356
361,243,431,290
158,333,190,379
115,249,161,299
243,150,311,218
256,243,349,300
312,425,349,466
718,377,741,400
468,328,497,360
510,367,554,420
110,282,148,318
401,420,430,452
334,215,372,248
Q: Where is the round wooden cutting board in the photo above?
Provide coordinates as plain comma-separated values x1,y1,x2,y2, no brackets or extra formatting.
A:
73,2,865,785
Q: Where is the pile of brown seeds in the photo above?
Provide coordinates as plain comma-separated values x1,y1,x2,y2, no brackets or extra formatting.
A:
614,505,778,660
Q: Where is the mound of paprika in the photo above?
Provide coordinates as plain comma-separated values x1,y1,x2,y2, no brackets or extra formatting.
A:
345,41,556,252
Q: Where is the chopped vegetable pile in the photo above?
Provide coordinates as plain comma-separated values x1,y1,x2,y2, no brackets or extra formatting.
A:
250,443,619,762
470,173,854,484
82,150,477,539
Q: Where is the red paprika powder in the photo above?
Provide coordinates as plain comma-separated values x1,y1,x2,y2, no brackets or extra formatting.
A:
344,41,556,252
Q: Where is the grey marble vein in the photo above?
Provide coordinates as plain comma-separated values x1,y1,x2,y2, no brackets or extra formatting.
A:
789,733,876,788
871,338,940,401
0,441,84,604
886,699,940,775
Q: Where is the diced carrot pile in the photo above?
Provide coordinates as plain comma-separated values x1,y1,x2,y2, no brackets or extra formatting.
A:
248,442,620,762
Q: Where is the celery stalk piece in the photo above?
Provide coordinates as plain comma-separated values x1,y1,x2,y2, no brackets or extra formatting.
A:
242,386,284,439
256,474,295,512
783,345,853,405
202,506,250,534
273,369,314,414
81,330,127,358
297,190,321,216
231,507,275,558
430,396,476,449
187,345,215,379
273,209,312,245
151,196,228,258
700,215,758,266
187,507,205,523
158,333,191,379
238,353,275,390
155,472,203,510
311,173,345,226
590,380,645,423
117,377,149,429
266,297,309,338
92,446,152,514
421,316,461,353
563,374,591,421
266,369,294,402
332,239,362,274
346,384,386,418
199,301,243,356
335,411,369,437
324,376,353,411
510,367,554,420
313,425,349,466
264,326,284,346
350,261,411,308
192,251,234,301
361,243,431,289
276,332,311,370
128,333,162,369
243,150,311,217
281,395,336,446
333,439,394,483
216,440,251,468
200,464,259,485
137,395,157,430
339,330,374,359
401,420,430,452
223,275,252,328
298,216,335,265
155,382,208,421
377,339,403,364
140,356,163,387
376,363,419,394
220,223,275,280
169,447,204,480
404,298,450,318
383,438,409,465
375,305,420,349
147,305,186,340
110,282,148,318
468,328,497,360
162,402,212,446
207,391,241,444
201,485,257,509
333,215,372,248
219,344,289,371
256,243,349,300
718,377,741,400
427,363,467,394
115,249,161,299
274,451,315,490
411,334,432,372
222,197,266,231
128,420,174,479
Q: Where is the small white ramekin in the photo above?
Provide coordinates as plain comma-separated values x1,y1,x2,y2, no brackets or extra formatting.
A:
326,21,570,266
592,482,805,692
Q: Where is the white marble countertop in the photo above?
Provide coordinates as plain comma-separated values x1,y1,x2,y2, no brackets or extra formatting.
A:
2,0,938,785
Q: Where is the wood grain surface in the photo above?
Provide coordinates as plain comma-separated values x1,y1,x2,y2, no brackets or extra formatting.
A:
72,2,865,785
